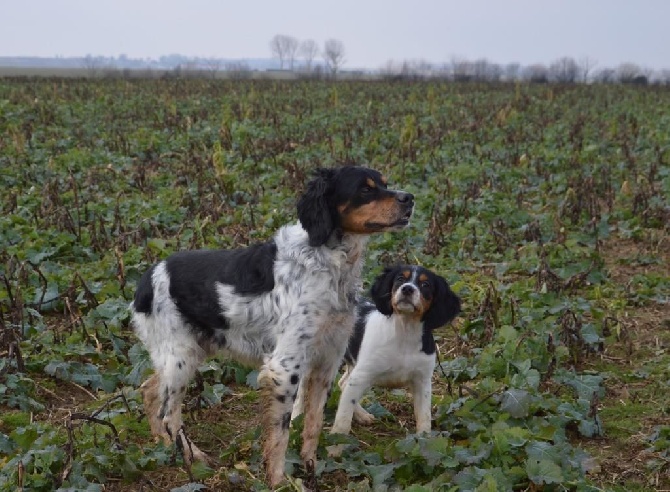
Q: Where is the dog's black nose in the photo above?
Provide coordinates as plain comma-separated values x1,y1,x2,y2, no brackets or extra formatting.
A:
396,192,414,204
401,284,415,296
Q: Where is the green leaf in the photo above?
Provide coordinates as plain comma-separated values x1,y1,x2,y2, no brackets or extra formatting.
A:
0,432,17,454
555,372,604,401
405,485,433,492
500,389,531,418
126,343,153,386
368,463,396,487
245,369,259,389
365,401,393,418
525,458,564,484
525,441,561,463
190,461,215,480
170,484,207,492
10,425,39,450
578,415,604,437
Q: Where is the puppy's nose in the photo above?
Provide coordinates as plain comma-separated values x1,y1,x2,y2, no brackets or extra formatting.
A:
401,284,415,296
396,192,414,204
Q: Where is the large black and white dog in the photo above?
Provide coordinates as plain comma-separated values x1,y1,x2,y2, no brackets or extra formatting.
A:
130,166,414,487
330,265,460,441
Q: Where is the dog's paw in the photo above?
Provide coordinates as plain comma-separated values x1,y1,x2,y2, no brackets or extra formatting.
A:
353,409,375,425
326,444,346,458
177,431,215,466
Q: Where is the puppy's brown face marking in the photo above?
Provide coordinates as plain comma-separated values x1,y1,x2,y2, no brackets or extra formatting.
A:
417,274,434,317
390,269,434,319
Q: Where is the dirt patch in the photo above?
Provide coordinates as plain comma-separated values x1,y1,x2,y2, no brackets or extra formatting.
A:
581,234,670,490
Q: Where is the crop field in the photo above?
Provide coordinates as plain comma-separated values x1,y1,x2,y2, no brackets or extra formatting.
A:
1,78,669,491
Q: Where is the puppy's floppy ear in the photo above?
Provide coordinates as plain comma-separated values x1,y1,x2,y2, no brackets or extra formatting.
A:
423,275,461,331
297,168,336,247
370,267,397,316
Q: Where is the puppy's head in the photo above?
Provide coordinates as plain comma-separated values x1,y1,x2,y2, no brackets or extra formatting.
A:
297,166,414,247
371,265,461,330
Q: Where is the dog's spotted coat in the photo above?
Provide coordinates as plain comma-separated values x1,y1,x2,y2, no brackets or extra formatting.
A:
131,166,414,487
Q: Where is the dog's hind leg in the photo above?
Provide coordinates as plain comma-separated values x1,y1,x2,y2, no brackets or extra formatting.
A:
145,342,209,465
140,373,171,444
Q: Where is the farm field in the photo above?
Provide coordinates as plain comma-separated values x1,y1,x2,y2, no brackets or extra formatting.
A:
1,78,669,491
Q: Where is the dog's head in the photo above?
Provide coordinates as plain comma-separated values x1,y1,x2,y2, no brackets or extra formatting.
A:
371,265,461,330
297,166,414,247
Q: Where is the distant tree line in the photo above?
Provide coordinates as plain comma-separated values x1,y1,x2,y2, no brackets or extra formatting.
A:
377,56,669,85
16,50,660,84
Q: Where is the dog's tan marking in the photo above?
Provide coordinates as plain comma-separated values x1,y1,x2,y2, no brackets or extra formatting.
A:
338,196,404,233
418,294,433,317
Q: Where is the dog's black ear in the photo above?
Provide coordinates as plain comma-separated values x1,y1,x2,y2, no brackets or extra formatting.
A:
370,267,397,316
297,168,336,247
423,275,461,331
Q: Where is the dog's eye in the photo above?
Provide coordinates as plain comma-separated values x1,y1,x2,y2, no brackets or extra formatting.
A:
421,281,430,290
396,275,405,283
361,185,373,194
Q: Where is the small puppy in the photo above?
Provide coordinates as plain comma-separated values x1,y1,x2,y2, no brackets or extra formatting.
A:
330,265,461,437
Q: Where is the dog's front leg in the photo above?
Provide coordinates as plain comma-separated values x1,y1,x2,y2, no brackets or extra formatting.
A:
300,356,342,466
412,375,433,434
258,339,305,487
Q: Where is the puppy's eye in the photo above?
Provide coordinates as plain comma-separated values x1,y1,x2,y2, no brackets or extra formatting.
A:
396,275,406,283
421,281,430,290
361,186,373,194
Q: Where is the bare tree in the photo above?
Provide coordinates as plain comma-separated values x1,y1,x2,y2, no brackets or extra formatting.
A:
471,59,489,81
593,67,616,84
471,58,502,82
549,57,579,83
524,64,549,83
380,59,434,80
270,34,298,70
451,56,472,82
300,39,319,72
82,54,102,77
617,62,641,83
205,58,222,79
504,63,521,81
578,57,597,83
658,69,670,86
285,36,299,70
225,61,251,80
323,39,345,75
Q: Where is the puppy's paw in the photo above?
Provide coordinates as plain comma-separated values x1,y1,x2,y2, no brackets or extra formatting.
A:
353,408,375,425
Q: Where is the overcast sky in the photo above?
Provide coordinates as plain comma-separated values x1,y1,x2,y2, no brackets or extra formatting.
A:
3,0,669,70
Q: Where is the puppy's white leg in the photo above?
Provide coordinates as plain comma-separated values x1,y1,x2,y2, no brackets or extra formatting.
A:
336,366,373,424
412,375,433,434
331,366,373,435
291,379,305,420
